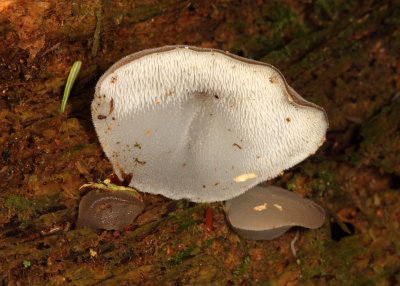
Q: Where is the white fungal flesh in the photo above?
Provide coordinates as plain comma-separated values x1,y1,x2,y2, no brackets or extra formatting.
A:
92,46,328,202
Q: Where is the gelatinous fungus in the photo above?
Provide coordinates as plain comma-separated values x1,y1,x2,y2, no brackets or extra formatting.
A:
225,185,325,240
77,190,144,230
92,46,328,202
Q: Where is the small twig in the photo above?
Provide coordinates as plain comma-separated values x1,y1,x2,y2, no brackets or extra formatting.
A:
391,91,400,103
91,8,102,57
42,42,61,56
290,230,300,257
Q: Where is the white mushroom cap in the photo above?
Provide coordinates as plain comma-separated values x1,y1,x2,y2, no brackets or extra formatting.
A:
225,185,325,240
92,46,328,202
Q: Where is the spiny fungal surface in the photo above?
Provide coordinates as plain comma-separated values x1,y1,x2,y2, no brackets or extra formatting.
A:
92,46,328,202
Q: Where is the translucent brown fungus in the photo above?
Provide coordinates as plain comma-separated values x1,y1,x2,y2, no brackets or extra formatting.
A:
225,185,325,240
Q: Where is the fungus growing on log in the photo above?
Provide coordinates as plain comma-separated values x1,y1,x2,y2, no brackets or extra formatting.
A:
225,185,325,240
92,45,328,202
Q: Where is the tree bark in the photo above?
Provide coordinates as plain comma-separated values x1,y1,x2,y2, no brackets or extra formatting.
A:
1,0,399,284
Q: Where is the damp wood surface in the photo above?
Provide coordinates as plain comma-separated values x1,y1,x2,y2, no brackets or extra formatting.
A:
1,0,399,285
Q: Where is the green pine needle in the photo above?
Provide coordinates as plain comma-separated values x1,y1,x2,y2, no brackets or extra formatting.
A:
61,61,82,113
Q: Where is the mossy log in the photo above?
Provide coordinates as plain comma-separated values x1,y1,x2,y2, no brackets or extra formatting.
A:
1,0,399,284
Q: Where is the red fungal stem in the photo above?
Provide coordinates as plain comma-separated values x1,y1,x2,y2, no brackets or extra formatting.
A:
108,173,122,186
205,207,213,232
122,173,133,187
108,172,133,187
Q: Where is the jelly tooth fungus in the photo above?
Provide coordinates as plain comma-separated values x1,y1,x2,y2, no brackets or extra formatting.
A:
92,45,328,203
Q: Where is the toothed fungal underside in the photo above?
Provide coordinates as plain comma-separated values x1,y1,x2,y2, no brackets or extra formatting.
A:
92,46,328,202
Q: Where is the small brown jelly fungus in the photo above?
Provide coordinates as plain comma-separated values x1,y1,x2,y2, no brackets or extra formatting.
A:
225,185,325,240
77,190,144,230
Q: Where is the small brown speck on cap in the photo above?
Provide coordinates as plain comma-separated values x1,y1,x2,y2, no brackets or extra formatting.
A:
109,98,114,114
269,75,278,84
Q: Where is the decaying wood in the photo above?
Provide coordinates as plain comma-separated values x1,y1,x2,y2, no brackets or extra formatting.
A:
0,0,399,284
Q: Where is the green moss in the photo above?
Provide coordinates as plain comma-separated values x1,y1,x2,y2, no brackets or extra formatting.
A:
314,0,334,20
231,20,247,31
309,169,337,196
4,195,31,210
165,254,223,283
357,102,400,175
312,0,356,25
177,217,202,233
2,0,399,284
300,234,368,283
258,2,298,52
260,26,328,66
356,265,400,286
263,2,296,32
62,2,99,39
104,0,181,25
232,255,250,281
66,228,100,253
167,202,206,222
104,265,154,283
304,228,327,255
295,161,340,196
173,244,197,264
2,192,67,233
285,175,298,191
60,117,83,132
201,236,225,250
66,267,95,286
229,1,305,59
